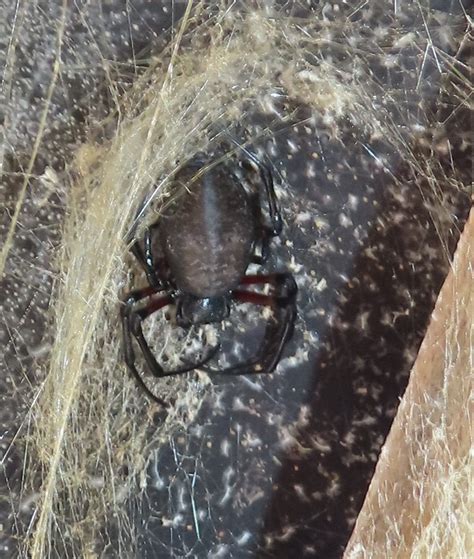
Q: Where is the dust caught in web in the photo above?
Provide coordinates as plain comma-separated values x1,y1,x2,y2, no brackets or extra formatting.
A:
0,2,471,558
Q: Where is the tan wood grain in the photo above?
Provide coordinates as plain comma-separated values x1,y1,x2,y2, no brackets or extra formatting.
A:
344,209,473,559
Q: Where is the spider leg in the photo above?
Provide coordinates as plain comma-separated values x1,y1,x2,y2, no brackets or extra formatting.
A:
205,273,297,376
132,314,220,379
251,223,281,265
253,158,283,236
121,288,172,405
231,140,283,236
129,226,164,290
122,289,220,405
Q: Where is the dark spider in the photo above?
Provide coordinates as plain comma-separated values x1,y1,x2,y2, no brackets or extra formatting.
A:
121,148,297,406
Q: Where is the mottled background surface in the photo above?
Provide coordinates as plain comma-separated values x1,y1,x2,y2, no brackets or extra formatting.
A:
0,1,472,558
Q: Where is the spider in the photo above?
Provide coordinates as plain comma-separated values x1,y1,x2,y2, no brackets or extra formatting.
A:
121,148,297,406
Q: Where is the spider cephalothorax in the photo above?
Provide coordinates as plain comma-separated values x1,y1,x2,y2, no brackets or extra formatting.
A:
121,148,297,406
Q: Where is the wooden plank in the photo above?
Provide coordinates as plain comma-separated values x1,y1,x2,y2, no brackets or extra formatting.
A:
344,209,473,559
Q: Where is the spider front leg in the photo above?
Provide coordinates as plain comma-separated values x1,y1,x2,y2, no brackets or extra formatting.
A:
206,273,297,376
121,288,220,405
121,287,172,406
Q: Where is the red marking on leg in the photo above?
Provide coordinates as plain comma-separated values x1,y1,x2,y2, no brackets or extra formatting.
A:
137,294,173,319
233,290,274,306
135,285,161,299
239,274,276,286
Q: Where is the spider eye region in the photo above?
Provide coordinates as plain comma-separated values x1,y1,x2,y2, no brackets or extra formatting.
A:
176,295,230,327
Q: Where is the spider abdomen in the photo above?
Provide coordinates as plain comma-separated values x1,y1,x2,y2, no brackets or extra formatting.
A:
159,163,256,298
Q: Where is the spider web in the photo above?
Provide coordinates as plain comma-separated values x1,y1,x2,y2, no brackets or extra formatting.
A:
0,1,472,558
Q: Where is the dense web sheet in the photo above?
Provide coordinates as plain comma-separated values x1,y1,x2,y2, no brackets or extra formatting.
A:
0,1,472,558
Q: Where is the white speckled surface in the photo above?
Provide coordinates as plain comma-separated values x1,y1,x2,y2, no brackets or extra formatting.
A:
0,2,472,558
